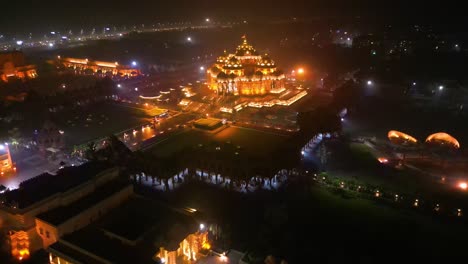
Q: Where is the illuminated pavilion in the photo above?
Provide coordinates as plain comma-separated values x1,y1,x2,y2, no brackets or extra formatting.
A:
207,36,285,95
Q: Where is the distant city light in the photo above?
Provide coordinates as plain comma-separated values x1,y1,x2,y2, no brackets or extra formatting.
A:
132,61,137,66
341,118,344,122
0,144,4,150
49,43,54,47
50,31,56,35
16,40,23,45
199,66,205,71
455,44,459,48
199,223,205,230
187,37,192,42
439,85,444,91
347,37,351,41
105,27,110,31
412,82,417,86
367,80,373,85
117,84,122,88
119,33,123,37
297,68,304,74
160,257,166,263
301,150,305,155
205,18,210,22
134,87,138,91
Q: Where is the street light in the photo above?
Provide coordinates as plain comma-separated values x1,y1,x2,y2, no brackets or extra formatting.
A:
117,84,122,88
199,223,205,230
297,68,304,74
205,18,210,22
131,61,137,66
367,80,373,86
187,37,192,42
200,66,205,71
439,85,444,91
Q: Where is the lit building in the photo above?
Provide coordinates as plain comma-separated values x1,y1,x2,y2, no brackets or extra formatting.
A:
47,196,210,264
0,143,13,175
56,56,141,77
0,162,117,260
207,36,285,95
0,51,37,82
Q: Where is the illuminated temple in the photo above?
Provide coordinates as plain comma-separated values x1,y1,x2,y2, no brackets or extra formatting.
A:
207,36,285,95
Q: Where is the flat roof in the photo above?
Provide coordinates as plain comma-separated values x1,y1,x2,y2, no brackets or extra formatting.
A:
194,118,223,127
49,241,107,264
36,180,131,226
52,196,198,264
1,161,111,209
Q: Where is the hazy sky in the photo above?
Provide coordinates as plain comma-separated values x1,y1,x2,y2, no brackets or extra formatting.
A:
0,0,465,34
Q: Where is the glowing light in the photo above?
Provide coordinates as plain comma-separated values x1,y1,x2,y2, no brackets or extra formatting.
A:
340,118,344,122
200,66,205,71
388,130,418,145
132,61,137,66
459,182,468,190
439,85,444,91
367,80,373,85
205,18,210,22
425,132,460,149
412,82,416,86
117,84,122,88
16,40,23,45
378,157,388,164
301,150,305,155
134,87,138,91
297,68,304,74
161,257,166,263
187,37,192,42
0,144,4,150
48,43,54,47
199,223,205,230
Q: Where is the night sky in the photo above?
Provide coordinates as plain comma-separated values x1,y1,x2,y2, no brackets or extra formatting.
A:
0,0,465,34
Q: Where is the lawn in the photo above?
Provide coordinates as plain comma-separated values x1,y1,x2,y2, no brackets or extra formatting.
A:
149,126,288,157
56,102,152,146
141,180,468,263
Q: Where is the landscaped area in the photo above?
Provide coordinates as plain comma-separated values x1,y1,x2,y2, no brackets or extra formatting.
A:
56,102,153,146
149,126,288,157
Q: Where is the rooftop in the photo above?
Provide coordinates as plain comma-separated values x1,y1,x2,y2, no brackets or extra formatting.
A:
51,196,199,264
1,161,111,209
36,179,131,226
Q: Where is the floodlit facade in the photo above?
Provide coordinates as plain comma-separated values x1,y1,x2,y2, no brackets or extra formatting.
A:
0,51,37,82
0,143,13,175
425,132,460,149
387,130,418,146
156,231,209,264
57,56,141,77
207,36,285,95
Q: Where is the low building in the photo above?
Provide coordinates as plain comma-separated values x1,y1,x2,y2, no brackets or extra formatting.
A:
47,196,210,264
55,56,141,77
0,51,37,82
0,162,117,260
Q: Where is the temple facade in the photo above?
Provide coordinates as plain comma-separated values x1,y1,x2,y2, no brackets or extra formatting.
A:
207,36,285,95
0,51,37,82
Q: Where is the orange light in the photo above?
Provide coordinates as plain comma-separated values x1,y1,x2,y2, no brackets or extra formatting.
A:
459,182,468,190
297,68,304,74
202,242,211,250
378,157,388,164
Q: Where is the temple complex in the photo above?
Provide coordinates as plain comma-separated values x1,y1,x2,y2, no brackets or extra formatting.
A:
207,36,285,95
0,51,37,82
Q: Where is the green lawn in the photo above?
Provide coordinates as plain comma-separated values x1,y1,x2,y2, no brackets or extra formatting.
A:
149,126,288,157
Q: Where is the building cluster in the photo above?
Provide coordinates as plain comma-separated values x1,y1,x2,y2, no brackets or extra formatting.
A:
0,162,209,263
54,56,141,77
207,36,285,95
0,51,37,82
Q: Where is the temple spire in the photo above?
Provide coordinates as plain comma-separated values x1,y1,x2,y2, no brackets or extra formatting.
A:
241,34,247,44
